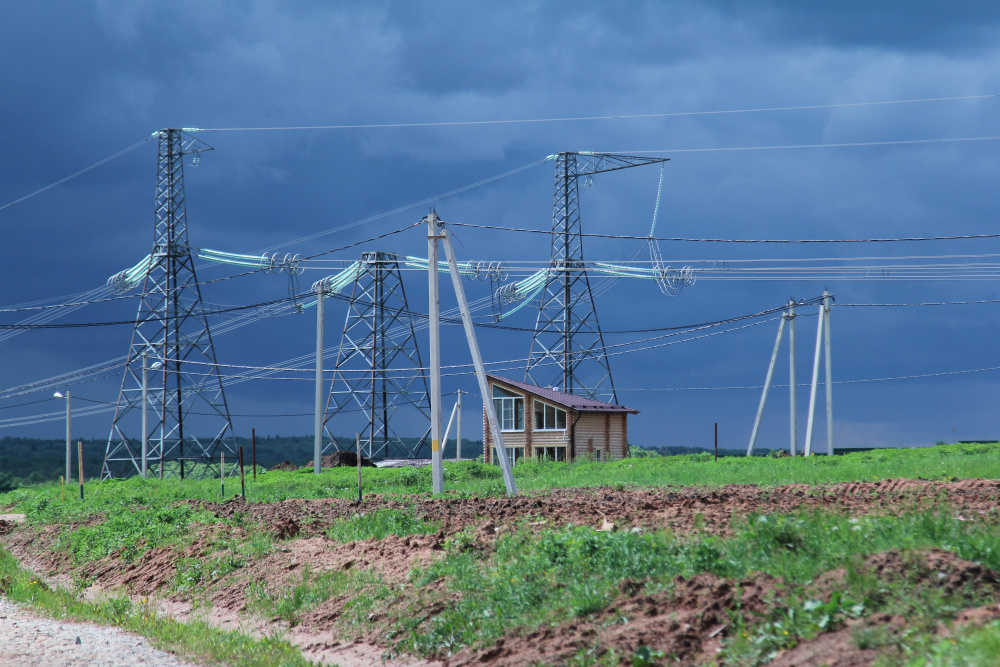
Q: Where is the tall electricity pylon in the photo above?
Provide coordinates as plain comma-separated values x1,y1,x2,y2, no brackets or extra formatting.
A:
104,129,235,479
525,152,668,402
322,251,432,460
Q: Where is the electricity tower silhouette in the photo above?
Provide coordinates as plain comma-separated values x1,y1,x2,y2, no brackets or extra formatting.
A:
525,152,668,402
104,129,235,479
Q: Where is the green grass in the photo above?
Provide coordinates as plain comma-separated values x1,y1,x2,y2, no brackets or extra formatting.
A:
1,441,997,665
0,546,314,667
247,563,393,629
4,443,997,519
392,508,1000,660
325,507,438,543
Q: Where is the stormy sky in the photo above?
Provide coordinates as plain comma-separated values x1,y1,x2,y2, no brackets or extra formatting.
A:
1,1,998,452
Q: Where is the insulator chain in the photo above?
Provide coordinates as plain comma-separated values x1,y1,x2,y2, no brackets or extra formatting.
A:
106,270,132,294
653,263,697,296
463,261,508,282
260,252,305,275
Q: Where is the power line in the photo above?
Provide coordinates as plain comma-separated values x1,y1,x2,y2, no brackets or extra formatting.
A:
194,94,999,133
445,221,1000,244
602,135,1000,155
0,137,153,212
617,365,1000,392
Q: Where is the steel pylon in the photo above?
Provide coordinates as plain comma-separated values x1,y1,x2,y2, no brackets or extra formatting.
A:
322,252,432,459
104,129,235,479
525,152,668,402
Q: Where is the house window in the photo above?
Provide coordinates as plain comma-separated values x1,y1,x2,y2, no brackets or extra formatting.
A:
533,401,567,430
493,446,524,466
534,445,568,462
594,449,603,462
492,385,523,431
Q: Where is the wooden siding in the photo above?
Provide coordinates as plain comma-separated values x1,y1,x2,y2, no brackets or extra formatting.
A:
484,379,632,463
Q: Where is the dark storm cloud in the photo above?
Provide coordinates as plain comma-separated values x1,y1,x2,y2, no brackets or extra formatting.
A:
1,1,997,449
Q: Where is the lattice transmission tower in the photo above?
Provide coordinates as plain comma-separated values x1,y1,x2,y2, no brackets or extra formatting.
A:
321,251,432,459
104,129,235,479
525,152,669,402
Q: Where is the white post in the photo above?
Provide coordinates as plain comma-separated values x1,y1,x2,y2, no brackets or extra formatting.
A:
439,224,517,496
803,299,825,456
456,389,463,460
788,300,797,456
747,315,786,456
314,285,325,474
142,353,149,478
823,291,834,456
441,400,459,455
65,390,72,484
426,211,444,494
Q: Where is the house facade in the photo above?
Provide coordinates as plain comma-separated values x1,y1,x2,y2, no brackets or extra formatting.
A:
482,375,639,464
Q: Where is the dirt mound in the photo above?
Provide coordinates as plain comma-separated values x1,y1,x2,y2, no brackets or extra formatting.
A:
270,460,299,471
813,548,1000,599
84,538,210,597
443,573,778,667
189,479,1000,545
273,517,301,540
304,452,377,469
865,548,1000,592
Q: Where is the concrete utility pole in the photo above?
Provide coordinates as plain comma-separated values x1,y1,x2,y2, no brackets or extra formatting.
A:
142,354,149,477
746,313,787,456
788,299,797,456
64,391,71,483
456,389,463,460
439,221,517,496
313,284,326,474
823,290,834,456
426,211,444,494
804,291,834,456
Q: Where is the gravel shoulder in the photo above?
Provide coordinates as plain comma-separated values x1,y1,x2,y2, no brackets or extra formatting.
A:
0,598,207,667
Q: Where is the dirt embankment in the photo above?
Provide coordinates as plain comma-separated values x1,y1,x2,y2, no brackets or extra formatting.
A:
3,478,999,667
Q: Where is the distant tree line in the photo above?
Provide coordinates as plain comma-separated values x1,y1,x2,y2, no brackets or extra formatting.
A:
0,435,485,491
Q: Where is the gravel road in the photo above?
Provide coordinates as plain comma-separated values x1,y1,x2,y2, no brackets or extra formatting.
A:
0,598,207,667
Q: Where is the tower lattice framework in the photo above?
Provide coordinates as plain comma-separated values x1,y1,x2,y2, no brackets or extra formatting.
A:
322,251,432,460
104,129,235,479
525,152,669,402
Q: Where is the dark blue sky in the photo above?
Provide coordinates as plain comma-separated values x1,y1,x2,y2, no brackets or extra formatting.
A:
1,1,998,451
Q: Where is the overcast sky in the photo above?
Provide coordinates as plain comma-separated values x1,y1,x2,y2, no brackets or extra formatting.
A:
1,1,998,453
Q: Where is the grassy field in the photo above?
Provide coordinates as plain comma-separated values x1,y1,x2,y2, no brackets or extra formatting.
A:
1,442,998,667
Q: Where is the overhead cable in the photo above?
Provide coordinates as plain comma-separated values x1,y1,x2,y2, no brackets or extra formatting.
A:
193,94,998,133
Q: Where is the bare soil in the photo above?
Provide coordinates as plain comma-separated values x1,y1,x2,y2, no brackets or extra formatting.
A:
3,478,999,667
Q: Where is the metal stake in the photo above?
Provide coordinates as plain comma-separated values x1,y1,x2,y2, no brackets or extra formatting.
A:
440,223,516,496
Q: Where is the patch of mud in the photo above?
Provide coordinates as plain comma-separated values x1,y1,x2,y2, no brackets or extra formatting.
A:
190,478,1000,542
82,538,211,597
440,573,778,667
205,533,445,617
304,452,377,469
814,548,1000,597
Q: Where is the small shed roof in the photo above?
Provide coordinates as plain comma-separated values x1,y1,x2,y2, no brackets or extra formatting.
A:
487,375,639,415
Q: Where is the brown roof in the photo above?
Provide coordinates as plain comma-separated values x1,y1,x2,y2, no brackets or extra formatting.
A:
487,375,639,414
